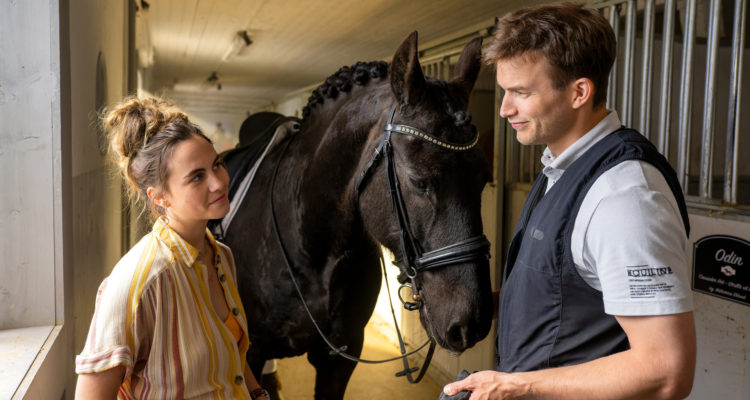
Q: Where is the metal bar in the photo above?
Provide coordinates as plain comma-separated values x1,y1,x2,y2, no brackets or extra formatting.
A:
639,0,655,138
677,0,697,193
621,0,636,126
607,5,620,111
700,0,722,199
657,0,676,157
724,0,746,204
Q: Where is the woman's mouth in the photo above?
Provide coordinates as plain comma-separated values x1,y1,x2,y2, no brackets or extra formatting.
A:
209,194,227,205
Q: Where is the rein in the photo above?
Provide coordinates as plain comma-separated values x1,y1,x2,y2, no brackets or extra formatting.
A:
268,103,490,383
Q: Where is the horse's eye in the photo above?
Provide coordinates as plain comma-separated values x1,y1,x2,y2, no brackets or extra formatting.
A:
408,177,432,193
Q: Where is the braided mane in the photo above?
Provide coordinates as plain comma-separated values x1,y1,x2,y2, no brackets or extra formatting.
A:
302,61,389,120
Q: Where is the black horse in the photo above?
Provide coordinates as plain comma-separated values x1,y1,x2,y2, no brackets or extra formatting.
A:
222,32,494,399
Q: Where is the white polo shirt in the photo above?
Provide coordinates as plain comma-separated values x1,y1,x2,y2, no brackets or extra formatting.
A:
541,111,693,316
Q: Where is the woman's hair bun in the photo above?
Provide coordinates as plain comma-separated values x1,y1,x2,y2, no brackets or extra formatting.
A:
103,97,187,169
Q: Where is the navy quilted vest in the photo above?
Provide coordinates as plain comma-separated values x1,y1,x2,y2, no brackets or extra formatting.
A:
495,128,690,372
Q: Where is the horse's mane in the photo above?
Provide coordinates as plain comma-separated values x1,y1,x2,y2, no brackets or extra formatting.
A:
301,61,389,120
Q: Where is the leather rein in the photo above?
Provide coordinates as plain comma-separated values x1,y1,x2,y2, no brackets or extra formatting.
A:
269,103,490,383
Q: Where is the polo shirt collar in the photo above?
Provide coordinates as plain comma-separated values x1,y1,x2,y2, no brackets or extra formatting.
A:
541,110,622,185
153,217,218,267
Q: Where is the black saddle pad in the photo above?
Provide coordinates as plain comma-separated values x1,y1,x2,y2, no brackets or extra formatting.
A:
208,113,294,238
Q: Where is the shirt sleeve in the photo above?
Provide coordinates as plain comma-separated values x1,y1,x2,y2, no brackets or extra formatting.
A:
580,161,693,316
75,275,155,379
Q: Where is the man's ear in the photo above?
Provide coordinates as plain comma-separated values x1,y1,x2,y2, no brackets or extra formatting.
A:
147,186,169,209
571,77,595,110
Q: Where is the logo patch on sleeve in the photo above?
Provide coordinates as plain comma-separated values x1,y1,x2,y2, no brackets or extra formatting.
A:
626,265,675,298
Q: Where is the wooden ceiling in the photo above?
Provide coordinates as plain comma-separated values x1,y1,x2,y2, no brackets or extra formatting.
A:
136,0,538,110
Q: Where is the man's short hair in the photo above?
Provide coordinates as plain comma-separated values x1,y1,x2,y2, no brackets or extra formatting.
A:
484,2,616,108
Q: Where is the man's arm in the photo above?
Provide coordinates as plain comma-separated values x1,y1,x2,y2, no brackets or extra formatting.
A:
443,311,696,400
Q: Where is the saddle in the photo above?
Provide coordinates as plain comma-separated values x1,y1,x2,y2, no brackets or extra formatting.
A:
223,112,285,201
209,112,301,238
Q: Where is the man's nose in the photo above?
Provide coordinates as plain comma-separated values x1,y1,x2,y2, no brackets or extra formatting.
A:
499,95,515,119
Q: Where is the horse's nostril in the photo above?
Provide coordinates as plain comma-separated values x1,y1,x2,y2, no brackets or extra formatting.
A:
447,323,469,349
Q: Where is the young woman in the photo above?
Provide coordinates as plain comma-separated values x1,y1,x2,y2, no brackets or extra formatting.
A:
75,97,269,400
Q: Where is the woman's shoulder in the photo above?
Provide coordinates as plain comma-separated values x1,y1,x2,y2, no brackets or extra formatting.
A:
103,232,175,301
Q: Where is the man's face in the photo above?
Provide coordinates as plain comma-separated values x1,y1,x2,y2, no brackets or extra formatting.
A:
496,55,576,155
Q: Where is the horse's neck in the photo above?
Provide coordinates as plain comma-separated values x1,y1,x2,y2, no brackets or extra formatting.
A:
299,84,389,179
289,85,389,239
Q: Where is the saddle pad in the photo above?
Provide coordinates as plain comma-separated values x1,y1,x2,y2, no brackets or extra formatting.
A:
209,117,300,239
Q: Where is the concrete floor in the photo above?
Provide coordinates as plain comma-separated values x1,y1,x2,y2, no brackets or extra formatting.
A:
274,321,444,399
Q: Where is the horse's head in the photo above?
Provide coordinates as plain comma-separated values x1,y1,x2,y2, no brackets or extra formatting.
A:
357,32,493,353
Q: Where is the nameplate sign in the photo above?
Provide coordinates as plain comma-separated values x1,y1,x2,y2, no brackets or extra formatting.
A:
692,235,750,307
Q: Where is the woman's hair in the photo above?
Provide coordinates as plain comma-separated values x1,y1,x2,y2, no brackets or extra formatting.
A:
483,2,616,108
102,97,211,219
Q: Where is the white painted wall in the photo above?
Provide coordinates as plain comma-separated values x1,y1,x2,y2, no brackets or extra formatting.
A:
0,1,74,398
0,0,60,330
68,0,131,397
275,90,311,118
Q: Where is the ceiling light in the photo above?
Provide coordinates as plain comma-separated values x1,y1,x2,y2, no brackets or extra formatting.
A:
201,71,221,91
221,30,253,62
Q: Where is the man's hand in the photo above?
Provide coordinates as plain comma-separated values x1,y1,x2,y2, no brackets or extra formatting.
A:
442,370,530,400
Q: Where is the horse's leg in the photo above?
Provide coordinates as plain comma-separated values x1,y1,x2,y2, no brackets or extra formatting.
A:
307,328,364,400
307,254,380,399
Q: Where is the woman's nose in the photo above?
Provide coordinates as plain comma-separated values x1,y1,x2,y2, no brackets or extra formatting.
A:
208,170,227,191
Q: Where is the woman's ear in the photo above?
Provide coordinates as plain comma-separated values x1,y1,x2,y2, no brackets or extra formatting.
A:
571,77,595,110
147,186,169,209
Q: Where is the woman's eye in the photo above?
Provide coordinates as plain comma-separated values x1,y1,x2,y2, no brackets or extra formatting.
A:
191,173,203,182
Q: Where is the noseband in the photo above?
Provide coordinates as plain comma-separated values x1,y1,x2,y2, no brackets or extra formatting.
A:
355,105,491,310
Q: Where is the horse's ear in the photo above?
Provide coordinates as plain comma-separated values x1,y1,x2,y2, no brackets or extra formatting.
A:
390,31,426,106
449,37,483,106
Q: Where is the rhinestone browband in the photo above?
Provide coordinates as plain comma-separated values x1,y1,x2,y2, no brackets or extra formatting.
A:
385,123,479,151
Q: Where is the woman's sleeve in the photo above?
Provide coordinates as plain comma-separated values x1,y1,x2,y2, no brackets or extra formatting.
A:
75,276,155,380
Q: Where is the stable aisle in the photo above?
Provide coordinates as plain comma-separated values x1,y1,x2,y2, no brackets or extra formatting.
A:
275,321,443,399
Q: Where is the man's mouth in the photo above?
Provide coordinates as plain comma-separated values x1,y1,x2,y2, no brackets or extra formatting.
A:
509,121,528,129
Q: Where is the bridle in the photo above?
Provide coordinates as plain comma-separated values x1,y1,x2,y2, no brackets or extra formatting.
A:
355,104,491,309
269,103,490,383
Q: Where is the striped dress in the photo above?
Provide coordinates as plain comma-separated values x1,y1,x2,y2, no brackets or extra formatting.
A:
75,218,252,399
